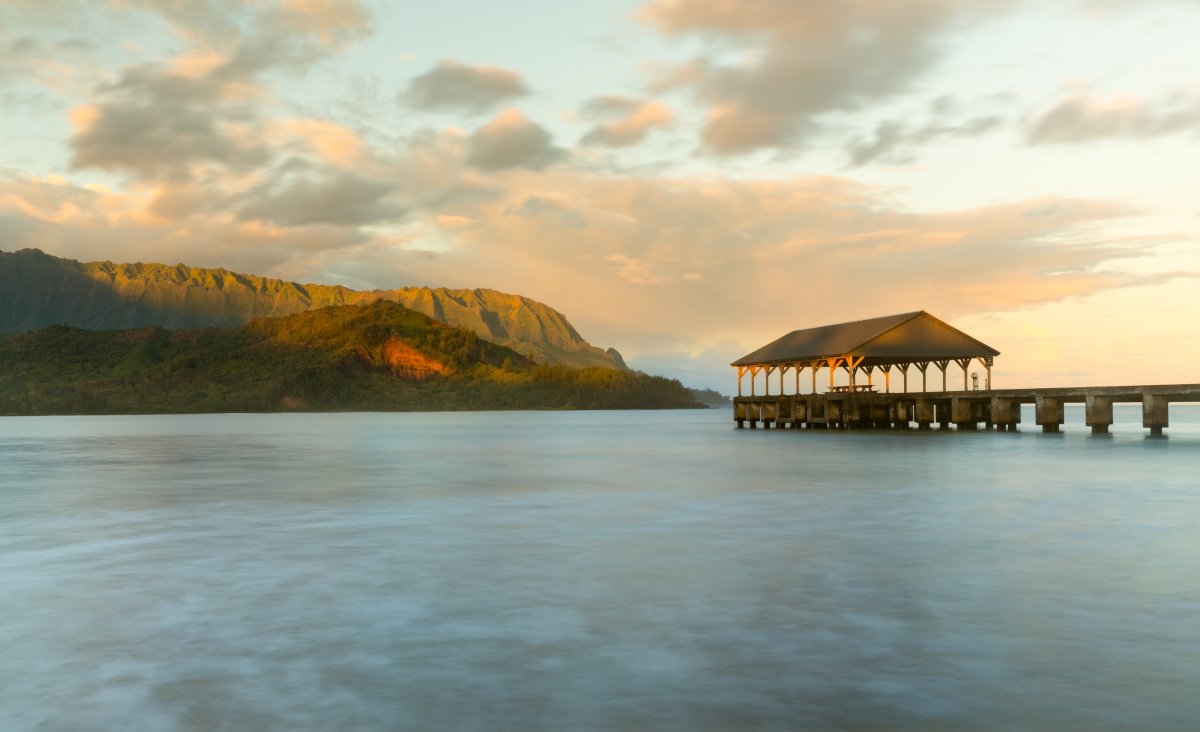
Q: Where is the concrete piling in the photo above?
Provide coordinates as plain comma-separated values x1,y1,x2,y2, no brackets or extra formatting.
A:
1142,394,1168,437
1035,396,1065,433
732,384,1193,436
1085,395,1113,435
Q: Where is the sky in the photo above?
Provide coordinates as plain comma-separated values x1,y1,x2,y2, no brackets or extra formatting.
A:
2,0,1199,392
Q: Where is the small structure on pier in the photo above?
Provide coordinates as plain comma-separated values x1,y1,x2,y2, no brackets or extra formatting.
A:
731,312,1190,435
732,311,999,397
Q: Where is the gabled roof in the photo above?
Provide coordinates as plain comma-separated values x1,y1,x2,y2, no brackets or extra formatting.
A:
731,311,999,367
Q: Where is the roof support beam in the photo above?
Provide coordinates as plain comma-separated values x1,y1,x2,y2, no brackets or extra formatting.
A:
955,358,972,391
844,355,864,388
935,360,951,392
915,361,930,392
825,357,843,391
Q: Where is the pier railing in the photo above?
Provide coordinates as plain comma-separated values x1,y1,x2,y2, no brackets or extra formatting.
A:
732,384,1200,436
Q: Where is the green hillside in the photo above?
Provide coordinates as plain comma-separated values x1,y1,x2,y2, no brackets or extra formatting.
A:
0,248,625,370
0,301,700,415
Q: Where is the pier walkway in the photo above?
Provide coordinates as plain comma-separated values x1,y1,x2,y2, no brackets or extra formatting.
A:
733,384,1200,436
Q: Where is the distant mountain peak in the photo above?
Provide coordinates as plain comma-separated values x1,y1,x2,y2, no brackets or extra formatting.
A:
0,248,624,370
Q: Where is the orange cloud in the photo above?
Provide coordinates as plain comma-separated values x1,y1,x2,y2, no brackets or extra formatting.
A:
580,97,675,147
285,119,368,167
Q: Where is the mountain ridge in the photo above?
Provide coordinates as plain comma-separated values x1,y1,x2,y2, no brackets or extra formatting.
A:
0,248,625,370
0,300,699,414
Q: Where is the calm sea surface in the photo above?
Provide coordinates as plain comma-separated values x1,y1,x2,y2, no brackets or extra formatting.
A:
1,407,1198,731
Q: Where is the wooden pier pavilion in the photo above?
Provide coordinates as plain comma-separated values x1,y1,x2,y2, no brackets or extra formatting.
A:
731,311,1199,435
733,311,999,398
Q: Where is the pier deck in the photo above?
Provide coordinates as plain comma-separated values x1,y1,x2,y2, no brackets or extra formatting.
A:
733,384,1200,436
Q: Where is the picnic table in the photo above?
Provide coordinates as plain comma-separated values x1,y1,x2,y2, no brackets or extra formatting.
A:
829,384,876,393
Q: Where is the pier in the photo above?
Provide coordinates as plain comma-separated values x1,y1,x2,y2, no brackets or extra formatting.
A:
733,385,1200,436
730,311,1198,435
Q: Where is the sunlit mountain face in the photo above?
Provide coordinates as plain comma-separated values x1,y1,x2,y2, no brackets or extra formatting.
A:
0,248,625,370
0,300,700,414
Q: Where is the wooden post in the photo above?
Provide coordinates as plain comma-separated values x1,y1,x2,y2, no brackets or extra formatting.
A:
779,365,787,395
845,356,864,390
935,360,950,392
764,366,775,396
737,366,745,396
811,362,817,394
879,364,891,393
901,363,908,393
826,357,841,391
916,362,929,392
749,366,760,396
955,358,971,391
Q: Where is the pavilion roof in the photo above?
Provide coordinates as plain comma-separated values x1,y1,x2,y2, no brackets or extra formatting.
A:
731,311,999,367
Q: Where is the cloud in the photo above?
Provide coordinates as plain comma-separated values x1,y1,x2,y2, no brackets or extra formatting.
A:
847,114,1003,166
68,59,271,181
639,0,1010,154
401,60,528,112
466,109,564,170
1029,90,1200,144
237,168,405,227
606,254,665,284
580,96,675,147
508,194,587,229
2,150,1184,388
65,34,403,229
396,167,1171,368
118,0,373,53
265,0,374,49
0,169,376,275
285,119,369,167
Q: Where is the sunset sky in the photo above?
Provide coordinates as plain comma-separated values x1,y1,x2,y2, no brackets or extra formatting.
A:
3,0,1198,391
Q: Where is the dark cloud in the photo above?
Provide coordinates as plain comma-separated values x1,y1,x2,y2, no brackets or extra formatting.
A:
847,114,1003,166
639,0,1011,154
581,95,641,116
466,109,564,170
69,60,270,180
238,168,405,227
401,60,528,112
1029,92,1200,145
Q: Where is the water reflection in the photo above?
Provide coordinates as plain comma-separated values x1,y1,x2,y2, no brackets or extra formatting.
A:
1,409,1199,730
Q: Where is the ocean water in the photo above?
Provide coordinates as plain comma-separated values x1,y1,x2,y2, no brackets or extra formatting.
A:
1,406,1198,731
